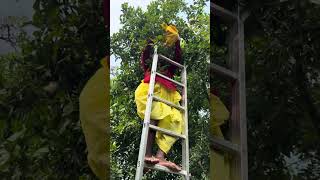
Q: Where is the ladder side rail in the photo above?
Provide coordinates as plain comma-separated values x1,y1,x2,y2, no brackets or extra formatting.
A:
135,47,159,180
238,9,248,180
181,66,190,180
228,19,241,180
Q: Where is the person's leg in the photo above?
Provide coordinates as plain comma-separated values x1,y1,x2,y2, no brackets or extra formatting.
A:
144,119,159,164
155,148,182,171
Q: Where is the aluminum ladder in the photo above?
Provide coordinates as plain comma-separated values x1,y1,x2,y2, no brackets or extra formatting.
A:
210,1,248,180
135,46,190,180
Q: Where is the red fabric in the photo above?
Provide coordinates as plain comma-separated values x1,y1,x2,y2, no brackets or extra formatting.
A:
210,89,219,96
140,40,182,91
143,70,176,90
140,39,154,72
103,0,109,29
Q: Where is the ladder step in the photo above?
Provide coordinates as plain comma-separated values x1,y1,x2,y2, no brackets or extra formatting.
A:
156,72,185,87
211,2,238,23
149,124,186,139
210,63,238,81
144,163,188,176
210,136,240,154
153,96,185,111
158,55,184,69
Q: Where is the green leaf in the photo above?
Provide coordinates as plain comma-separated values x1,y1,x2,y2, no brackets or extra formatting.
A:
32,146,49,158
0,149,10,166
62,102,74,117
7,129,25,142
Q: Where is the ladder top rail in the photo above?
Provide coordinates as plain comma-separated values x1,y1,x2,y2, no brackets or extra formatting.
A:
144,164,188,176
156,72,185,87
158,54,184,69
210,63,238,81
149,124,186,139
153,96,185,111
210,136,240,155
211,2,238,23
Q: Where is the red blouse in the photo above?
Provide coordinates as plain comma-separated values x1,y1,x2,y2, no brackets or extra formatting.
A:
140,40,182,91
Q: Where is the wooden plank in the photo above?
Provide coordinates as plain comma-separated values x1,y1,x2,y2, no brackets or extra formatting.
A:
158,54,184,69
149,124,186,139
210,63,238,81
153,96,185,111
156,72,185,87
211,2,237,23
210,136,240,154
144,164,188,176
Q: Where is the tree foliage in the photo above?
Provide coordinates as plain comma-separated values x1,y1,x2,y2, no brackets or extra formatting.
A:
243,0,320,179
0,0,107,179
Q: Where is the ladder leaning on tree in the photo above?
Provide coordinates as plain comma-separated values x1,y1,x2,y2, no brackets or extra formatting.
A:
210,1,249,180
134,46,191,180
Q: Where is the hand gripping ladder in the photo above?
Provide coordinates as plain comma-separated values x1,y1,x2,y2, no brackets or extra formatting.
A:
135,46,190,180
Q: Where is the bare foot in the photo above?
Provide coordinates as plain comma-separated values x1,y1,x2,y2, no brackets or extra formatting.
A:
144,156,160,164
158,158,182,172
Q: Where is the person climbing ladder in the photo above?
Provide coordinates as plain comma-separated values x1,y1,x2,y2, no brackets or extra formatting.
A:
134,23,183,172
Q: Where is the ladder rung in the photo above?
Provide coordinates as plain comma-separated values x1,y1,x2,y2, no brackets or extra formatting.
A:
210,136,240,154
153,96,185,111
158,55,184,69
156,72,185,87
144,164,188,176
210,63,238,81
211,3,238,22
149,124,186,139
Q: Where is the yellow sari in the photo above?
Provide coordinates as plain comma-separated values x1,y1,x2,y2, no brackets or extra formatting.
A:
79,57,109,180
209,93,231,180
135,81,184,154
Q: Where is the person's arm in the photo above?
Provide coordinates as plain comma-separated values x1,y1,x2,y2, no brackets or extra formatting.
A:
140,39,153,71
174,40,182,64
168,40,182,74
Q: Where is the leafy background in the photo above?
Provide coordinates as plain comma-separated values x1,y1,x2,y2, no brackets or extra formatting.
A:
0,0,107,179
243,0,320,179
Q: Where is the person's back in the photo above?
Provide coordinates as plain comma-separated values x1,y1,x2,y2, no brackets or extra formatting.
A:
79,57,109,179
